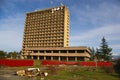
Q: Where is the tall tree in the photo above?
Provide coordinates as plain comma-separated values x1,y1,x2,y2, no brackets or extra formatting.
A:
95,48,101,61
90,47,96,61
98,37,112,61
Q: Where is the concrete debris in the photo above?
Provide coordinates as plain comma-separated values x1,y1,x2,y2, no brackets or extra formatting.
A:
16,68,48,77
16,70,25,76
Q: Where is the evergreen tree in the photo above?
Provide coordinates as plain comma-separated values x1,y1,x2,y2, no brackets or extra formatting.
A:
95,48,101,61
98,37,112,61
90,47,96,61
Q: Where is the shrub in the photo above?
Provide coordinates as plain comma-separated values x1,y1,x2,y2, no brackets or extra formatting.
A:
47,66,57,74
100,66,115,74
114,58,120,76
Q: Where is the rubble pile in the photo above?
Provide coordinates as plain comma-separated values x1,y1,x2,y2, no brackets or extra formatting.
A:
16,68,48,77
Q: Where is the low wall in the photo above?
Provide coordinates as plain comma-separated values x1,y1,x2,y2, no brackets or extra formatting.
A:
41,60,112,67
0,59,34,67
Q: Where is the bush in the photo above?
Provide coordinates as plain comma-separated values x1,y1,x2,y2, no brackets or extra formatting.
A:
114,58,120,76
100,66,115,74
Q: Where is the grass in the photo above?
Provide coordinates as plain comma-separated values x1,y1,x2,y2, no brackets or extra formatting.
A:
18,60,120,80
32,60,120,80
1,60,120,80
45,66,119,80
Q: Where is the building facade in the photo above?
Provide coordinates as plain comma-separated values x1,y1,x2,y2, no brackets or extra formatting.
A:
23,47,90,61
23,6,69,49
21,6,91,61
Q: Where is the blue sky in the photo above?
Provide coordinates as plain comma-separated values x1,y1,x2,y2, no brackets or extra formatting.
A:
0,0,120,56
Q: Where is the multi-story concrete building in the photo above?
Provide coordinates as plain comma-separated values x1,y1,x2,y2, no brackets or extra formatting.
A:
21,6,91,61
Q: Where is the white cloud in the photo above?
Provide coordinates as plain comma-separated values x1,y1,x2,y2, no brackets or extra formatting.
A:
0,13,25,31
70,24,120,55
0,13,24,52
0,0,120,55
70,1,120,27
70,24,120,41
69,1,120,55
0,31,22,52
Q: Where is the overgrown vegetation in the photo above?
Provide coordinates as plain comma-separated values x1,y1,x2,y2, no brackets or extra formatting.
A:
32,60,120,80
0,60,120,80
114,57,120,76
39,65,120,80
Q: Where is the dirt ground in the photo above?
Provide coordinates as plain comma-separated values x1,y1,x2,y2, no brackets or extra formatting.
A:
0,67,40,80
0,68,19,80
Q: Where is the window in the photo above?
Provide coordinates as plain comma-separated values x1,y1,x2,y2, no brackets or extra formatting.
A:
33,50,38,53
46,50,51,53
68,50,75,53
53,50,59,53
60,50,67,53
77,50,84,53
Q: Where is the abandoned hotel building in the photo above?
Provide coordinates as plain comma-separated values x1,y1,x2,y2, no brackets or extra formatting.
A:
21,6,91,61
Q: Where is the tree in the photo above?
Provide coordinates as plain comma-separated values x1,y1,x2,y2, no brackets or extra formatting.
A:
97,37,112,61
0,50,7,59
7,51,19,59
89,47,96,61
95,48,101,61
114,57,120,76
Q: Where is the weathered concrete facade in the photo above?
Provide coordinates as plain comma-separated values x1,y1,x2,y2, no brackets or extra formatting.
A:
22,47,90,61
21,6,91,61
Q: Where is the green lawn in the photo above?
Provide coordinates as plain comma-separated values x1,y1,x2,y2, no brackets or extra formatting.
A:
32,60,120,80
43,66,119,80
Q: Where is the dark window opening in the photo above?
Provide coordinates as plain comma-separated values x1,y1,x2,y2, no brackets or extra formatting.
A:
27,56,31,59
61,56,66,61
34,50,38,53
33,56,37,59
53,56,58,60
46,56,51,60
77,50,84,53
40,56,44,60
77,57,84,61
68,50,75,53
68,57,75,61
60,50,67,53
53,50,59,53
46,50,51,53
40,50,44,53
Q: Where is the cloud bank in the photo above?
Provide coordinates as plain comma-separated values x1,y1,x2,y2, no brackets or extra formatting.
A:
0,0,120,55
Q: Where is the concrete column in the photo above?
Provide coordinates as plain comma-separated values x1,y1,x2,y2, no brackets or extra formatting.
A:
58,56,61,61
67,50,68,54
31,56,33,59
59,50,60,54
44,56,46,60
24,56,27,59
75,50,77,53
84,57,88,61
75,57,77,62
38,50,40,53
44,51,46,54
51,56,53,60
84,50,86,53
67,57,68,61
37,56,40,60
51,50,53,54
